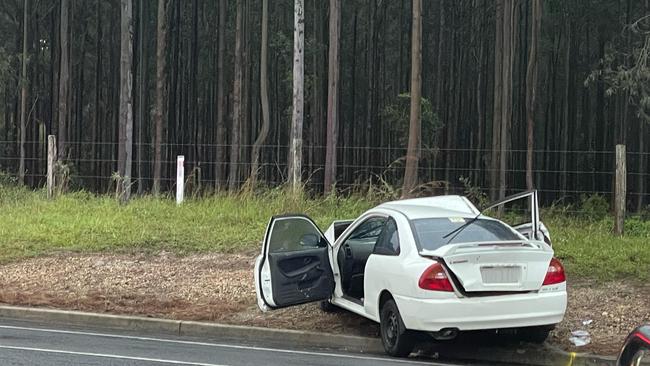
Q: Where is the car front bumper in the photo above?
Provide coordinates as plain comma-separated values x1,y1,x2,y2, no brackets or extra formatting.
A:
394,288,567,332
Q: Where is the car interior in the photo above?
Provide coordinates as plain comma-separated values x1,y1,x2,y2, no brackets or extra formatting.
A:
336,217,387,302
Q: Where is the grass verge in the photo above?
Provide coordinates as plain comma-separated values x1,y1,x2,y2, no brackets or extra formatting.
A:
0,184,648,279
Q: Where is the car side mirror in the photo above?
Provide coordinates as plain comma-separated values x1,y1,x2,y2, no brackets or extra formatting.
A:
300,233,320,247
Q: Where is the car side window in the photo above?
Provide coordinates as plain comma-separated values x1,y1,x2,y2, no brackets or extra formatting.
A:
373,218,400,255
344,217,387,246
268,217,325,253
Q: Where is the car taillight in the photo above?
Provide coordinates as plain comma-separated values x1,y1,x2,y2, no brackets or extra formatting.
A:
542,257,566,285
419,263,454,292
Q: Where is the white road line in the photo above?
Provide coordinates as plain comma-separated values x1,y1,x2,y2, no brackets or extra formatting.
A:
0,344,227,366
0,324,437,365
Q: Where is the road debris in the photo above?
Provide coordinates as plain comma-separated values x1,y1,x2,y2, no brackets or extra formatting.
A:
569,330,591,347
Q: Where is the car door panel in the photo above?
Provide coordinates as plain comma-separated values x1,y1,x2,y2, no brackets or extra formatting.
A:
484,190,545,242
362,212,414,321
256,215,335,310
268,248,334,307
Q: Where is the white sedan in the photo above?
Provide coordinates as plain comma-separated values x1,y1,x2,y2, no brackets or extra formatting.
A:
254,190,567,357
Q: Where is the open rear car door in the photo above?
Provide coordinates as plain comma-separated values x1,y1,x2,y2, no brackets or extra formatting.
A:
255,215,335,311
483,190,550,244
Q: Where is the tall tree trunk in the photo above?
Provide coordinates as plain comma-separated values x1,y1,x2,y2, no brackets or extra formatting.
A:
474,0,486,185
288,0,305,191
324,0,341,194
136,0,147,194
58,0,70,160
491,0,503,200
93,0,103,191
215,0,226,189
638,118,645,211
345,8,358,184
364,0,376,177
525,0,542,190
309,0,324,182
153,0,167,195
432,0,445,177
228,0,245,191
560,13,571,196
118,0,134,203
19,0,28,185
250,0,270,185
498,0,516,201
638,0,649,211
402,0,422,198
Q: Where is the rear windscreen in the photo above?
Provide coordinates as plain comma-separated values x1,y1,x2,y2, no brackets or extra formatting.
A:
412,218,521,251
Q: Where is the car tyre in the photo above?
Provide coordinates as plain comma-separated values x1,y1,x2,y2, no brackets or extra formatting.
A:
319,300,339,313
380,299,415,357
518,325,553,344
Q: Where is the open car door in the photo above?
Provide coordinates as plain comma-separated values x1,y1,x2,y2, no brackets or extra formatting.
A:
483,190,550,244
255,215,335,311
423,190,555,293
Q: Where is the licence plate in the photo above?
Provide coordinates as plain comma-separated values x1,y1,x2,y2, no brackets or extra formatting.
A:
480,266,521,284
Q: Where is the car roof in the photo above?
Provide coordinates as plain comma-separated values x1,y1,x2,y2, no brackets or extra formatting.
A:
376,195,481,220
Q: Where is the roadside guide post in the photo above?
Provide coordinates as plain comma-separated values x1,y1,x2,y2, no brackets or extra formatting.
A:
176,155,184,205
614,144,626,236
47,135,56,199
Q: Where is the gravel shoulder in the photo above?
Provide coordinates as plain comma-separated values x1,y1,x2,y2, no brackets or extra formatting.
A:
0,252,646,355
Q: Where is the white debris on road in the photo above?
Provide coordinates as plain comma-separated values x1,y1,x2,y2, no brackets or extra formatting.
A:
569,330,591,347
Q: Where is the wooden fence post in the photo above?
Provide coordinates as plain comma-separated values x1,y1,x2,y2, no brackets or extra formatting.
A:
47,135,57,199
176,155,185,205
614,144,626,236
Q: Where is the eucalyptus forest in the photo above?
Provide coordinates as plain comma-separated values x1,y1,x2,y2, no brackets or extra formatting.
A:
0,0,649,209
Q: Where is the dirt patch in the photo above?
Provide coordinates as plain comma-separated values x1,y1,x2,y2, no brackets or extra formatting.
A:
552,279,650,355
0,252,646,355
0,252,378,337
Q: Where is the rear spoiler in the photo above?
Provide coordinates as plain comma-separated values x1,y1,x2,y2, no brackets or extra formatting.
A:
419,240,546,258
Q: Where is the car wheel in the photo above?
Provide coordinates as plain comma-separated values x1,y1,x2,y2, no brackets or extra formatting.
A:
380,299,415,357
319,300,338,313
518,326,553,344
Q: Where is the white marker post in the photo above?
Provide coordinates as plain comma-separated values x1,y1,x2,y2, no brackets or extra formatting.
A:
47,135,57,199
176,155,185,205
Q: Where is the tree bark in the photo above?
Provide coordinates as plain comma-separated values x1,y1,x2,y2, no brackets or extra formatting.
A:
288,0,305,191
228,0,245,191
153,0,167,195
136,0,147,194
324,0,341,195
58,0,70,160
559,9,572,196
474,0,486,186
19,0,28,185
250,0,270,186
118,0,134,203
93,0,103,191
499,0,516,201
364,0,376,176
525,0,541,191
491,0,503,200
402,0,422,198
215,0,226,189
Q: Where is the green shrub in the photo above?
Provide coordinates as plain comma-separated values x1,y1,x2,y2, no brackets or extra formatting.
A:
579,194,610,220
625,217,650,237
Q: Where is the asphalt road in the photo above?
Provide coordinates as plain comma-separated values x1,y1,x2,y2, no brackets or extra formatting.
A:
0,320,474,366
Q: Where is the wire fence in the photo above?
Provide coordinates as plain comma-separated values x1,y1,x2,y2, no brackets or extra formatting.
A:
0,139,648,211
